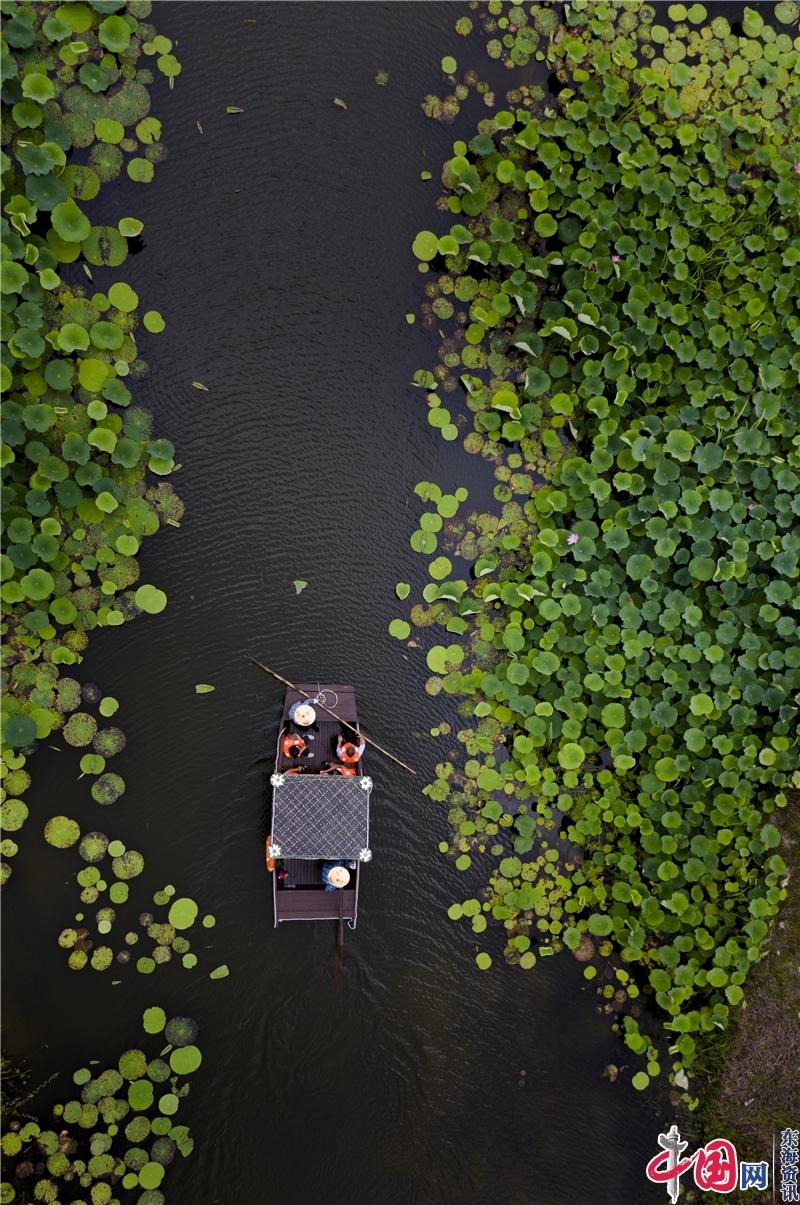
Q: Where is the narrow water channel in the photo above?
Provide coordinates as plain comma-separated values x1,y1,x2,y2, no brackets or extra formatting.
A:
4,5,668,1201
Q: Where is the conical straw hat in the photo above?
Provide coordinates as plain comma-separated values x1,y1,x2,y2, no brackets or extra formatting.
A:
327,865,350,888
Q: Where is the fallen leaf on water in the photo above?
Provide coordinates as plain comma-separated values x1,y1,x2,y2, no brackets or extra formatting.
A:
196,120,203,133
195,684,215,694
293,580,308,594
226,106,244,114
192,381,208,391
375,69,389,86
210,964,229,980
82,264,93,280
333,97,347,110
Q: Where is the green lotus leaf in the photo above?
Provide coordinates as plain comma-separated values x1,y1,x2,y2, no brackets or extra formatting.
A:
45,358,74,389
135,584,167,614
4,712,34,747
557,742,585,770
21,72,55,103
43,13,71,40
78,358,110,391
106,281,139,313
79,62,112,92
157,53,182,79
1,262,29,294
412,230,439,261
82,225,128,266
95,117,125,144
128,157,155,183
43,815,81,848
51,199,91,242
90,320,124,350
169,1045,202,1075
118,217,144,237
98,13,132,52
143,310,166,333
12,100,42,129
92,772,126,805
26,171,68,210
168,897,198,929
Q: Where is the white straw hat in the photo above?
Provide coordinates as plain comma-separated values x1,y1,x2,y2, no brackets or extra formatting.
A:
293,703,316,727
327,865,350,888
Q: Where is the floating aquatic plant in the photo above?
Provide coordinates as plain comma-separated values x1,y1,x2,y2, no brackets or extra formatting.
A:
58,850,218,981
1,2,182,877
0,1005,199,1202
403,0,800,1094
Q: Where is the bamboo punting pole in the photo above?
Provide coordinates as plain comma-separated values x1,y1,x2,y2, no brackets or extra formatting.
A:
247,656,417,775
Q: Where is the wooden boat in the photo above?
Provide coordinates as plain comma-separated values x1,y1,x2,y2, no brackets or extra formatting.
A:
267,683,372,928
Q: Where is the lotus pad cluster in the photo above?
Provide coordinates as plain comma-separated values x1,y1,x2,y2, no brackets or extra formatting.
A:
1,2,183,879
57,831,218,976
401,1,800,1093
0,1005,198,1205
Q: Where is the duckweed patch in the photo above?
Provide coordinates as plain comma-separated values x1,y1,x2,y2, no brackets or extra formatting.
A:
402,1,800,1096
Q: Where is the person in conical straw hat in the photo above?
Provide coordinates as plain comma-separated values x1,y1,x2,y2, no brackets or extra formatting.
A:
324,864,350,889
291,702,316,727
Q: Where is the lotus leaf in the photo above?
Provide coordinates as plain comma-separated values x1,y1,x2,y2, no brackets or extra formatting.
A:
168,1045,201,1075
143,310,165,333
112,849,143,879
51,199,91,242
44,815,80,848
167,897,197,929
134,584,167,614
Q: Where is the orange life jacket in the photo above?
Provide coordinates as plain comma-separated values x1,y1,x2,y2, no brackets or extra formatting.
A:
338,740,361,764
281,733,306,759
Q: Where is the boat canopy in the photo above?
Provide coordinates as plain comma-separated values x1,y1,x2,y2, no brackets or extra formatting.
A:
269,773,372,860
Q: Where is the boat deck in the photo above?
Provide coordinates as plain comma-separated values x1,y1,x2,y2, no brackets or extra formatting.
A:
277,717,341,774
271,683,365,927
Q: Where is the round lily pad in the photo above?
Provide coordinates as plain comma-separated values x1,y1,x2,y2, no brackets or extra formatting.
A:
134,584,167,614
92,773,126,804
112,849,144,880
44,815,81,848
143,310,165,333
143,1006,166,1034
79,832,109,862
164,1016,198,1047
167,897,197,929
168,1045,202,1075
63,711,97,746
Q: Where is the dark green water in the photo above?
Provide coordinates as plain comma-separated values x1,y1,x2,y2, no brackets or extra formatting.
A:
3,5,673,1202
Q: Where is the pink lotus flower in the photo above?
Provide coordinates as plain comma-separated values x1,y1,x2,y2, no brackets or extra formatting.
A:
747,502,756,511
794,163,800,174
567,532,579,545
612,255,621,262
